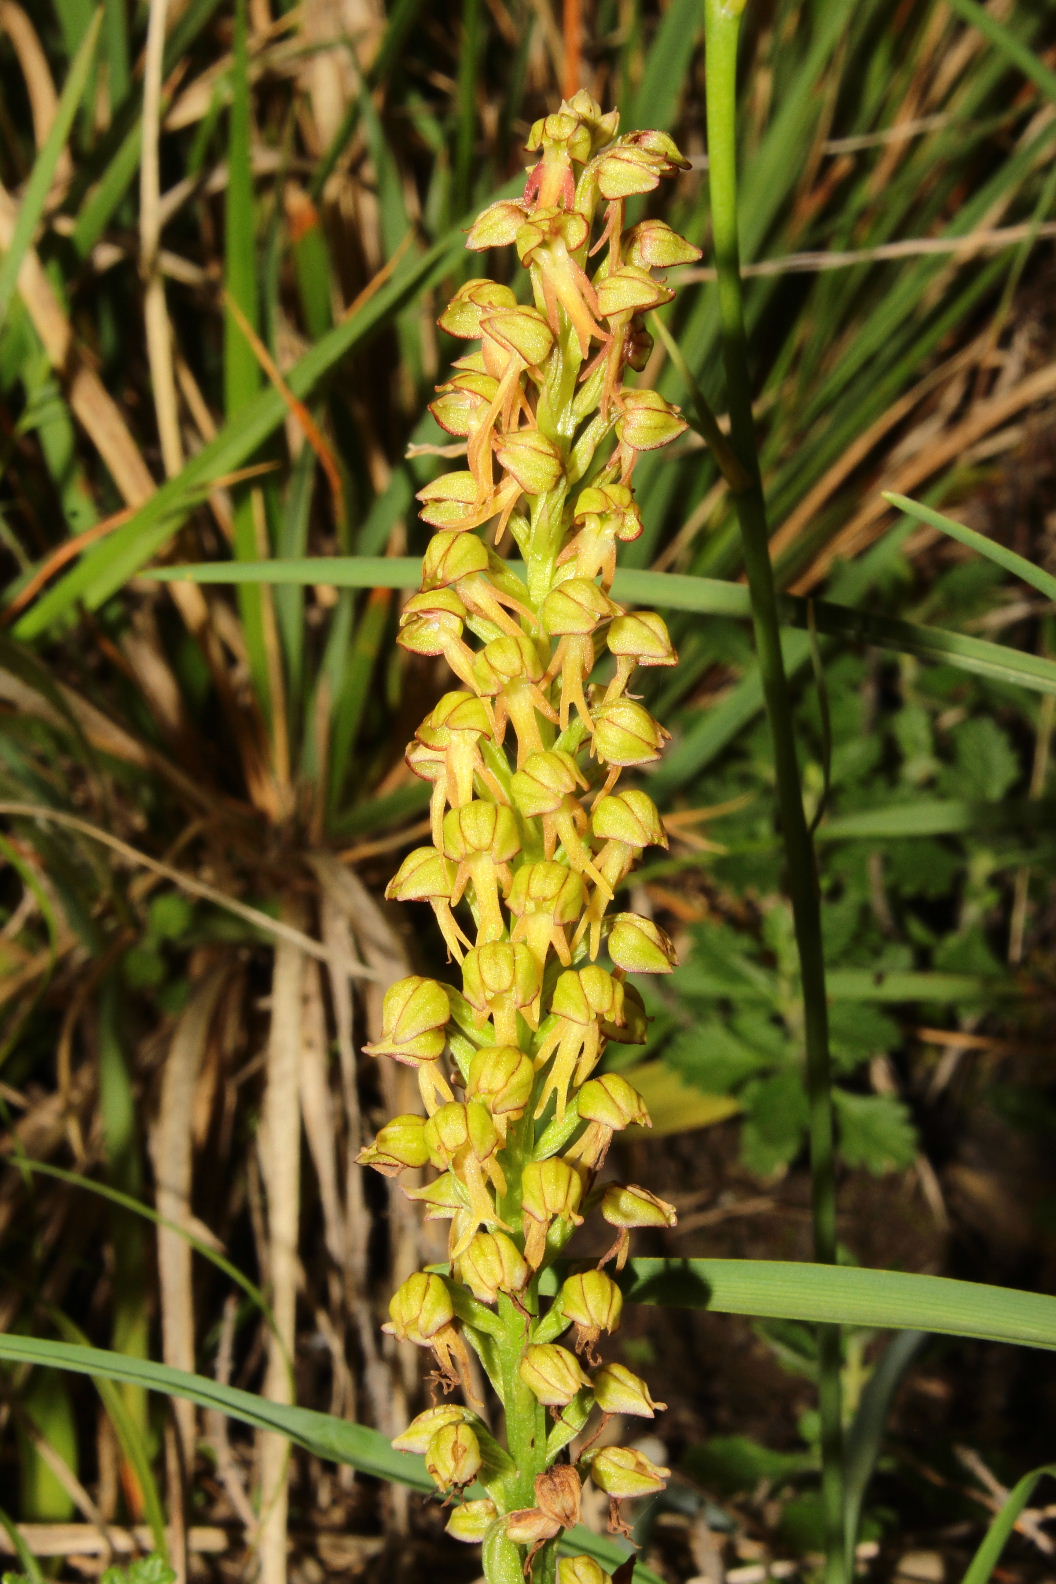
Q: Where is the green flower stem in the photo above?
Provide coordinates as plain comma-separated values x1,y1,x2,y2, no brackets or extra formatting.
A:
702,4,847,1581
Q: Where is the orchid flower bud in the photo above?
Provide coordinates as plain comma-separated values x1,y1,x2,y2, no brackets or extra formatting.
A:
519,1343,591,1406
357,1114,431,1176
438,278,518,337
383,1272,455,1347
595,264,675,319
600,1181,678,1269
430,370,500,438
458,1230,530,1304
481,304,555,369
507,859,585,969
386,845,470,961
558,1270,623,1362
590,697,669,774
467,1044,535,1127
624,218,702,268
540,577,619,637
364,975,450,1066
587,1444,670,1498
494,428,564,495
592,1362,667,1417
608,912,678,974
392,1403,468,1453
521,1157,584,1266
426,1420,483,1492
615,388,688,454
416,470,485,530
446,1499,499,1542
559,1558,612,1584
466,200,529,250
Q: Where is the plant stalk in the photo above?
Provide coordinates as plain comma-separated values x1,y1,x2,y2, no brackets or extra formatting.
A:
702,3,847,1579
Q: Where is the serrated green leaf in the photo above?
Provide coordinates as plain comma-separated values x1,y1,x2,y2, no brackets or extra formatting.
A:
944,717,1021,801
740,1069,810,1176
884,838,961,899
827,1004,901,1073
665,1018,778,1092
833,1090,917,1174
101,1561,176,1584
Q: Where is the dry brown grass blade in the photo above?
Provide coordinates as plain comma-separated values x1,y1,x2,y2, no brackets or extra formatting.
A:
308,858,381,1339
142,0,186,479
150,967,230,1479
0,3,66,170
0,804,383,977
257,909,305,1584
791,359,1056,591
767,343,979,569
0,1523,229,1559
223,288,346,532
0,186,156,507
298,956,348,1272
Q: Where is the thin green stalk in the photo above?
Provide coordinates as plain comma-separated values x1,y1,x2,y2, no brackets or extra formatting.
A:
702,4,847,1580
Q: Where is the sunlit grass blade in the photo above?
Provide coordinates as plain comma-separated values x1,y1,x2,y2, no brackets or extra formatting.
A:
623,1261,1056,1351
884,491,1056,602
0,11,103,330
0,1333,433,1487
226,0,271,719
146,558,1056,700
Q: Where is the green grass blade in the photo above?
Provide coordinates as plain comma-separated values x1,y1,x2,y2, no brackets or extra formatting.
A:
943,0,1056,104
46,1312,168,1559
145,558,1056,701
225,0,271,716
884,492,1056,602
102,0,131,111
960,1464,1056,1584
0,1333,433,1488
843,1330,926,1555
0,10,103,330
623,1261,1056,1350
819,797,1056,841
0,1504,44,1581
627,0,701,128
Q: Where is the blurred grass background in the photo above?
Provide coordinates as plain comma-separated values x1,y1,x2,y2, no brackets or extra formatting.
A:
1,0,1056,1579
